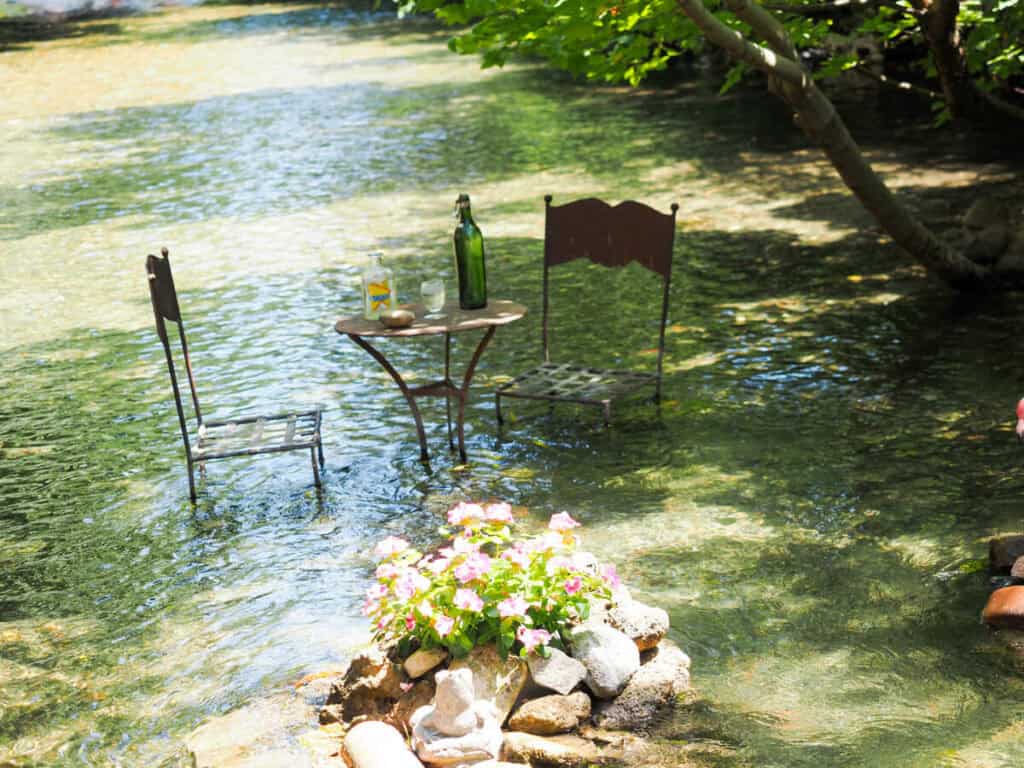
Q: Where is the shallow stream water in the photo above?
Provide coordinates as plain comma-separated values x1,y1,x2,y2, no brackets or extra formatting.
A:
4,4,1024,766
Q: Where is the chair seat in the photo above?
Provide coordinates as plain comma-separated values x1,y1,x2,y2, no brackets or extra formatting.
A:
496,362,656,405
192,409,322,461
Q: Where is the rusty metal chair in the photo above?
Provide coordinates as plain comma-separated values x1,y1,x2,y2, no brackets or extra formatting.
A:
495,196,678,425
146,248,324,502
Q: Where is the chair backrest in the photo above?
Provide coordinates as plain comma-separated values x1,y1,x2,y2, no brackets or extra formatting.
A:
541,196,679,391
146,248,204,459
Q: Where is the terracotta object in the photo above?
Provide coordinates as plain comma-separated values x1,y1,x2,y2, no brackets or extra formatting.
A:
982,586,1024,629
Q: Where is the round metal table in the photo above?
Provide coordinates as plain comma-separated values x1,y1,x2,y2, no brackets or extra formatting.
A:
335,300,527,463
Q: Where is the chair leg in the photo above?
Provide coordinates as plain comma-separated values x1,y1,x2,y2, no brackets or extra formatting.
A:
311,448,322,487
495,393,504,425
187,459,197,503
602,402,611,427
317,441,325,468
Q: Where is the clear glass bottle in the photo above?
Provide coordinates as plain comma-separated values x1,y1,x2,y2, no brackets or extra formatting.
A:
453,193,487,310
362,252,396,320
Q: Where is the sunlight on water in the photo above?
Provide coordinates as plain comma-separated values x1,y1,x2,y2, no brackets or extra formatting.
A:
4,3,1024,767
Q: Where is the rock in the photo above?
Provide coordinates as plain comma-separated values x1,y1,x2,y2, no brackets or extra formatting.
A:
501,732,602,768
527,647,587,696
983,586,1024,630
187,692,315,768
344,721,424,768
569,623,639,699
388,678,437,738
1011,557,1024,583
410,668,503,765
297,725,347,766
404,648,448,679
990,536,1024,573
607,599,670,652
449,645,529,724
592,639,690,730
577,726,676,765
327,647,405,721
319,704,346,726
507,691,591,735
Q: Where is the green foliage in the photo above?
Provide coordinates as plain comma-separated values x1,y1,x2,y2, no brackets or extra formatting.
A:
400,0,1022,121
363,503,618,658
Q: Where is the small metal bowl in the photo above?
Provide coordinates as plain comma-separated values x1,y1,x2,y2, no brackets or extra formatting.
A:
379,308,415,328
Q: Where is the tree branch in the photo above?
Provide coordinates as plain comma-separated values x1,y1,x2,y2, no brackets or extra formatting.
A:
848,63,940,99
675,0,808,86
761,0,896,14
674,0,992,288
724,0,797,60
978,87,1024,124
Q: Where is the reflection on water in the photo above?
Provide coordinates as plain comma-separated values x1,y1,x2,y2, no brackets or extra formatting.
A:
3,4,1024,767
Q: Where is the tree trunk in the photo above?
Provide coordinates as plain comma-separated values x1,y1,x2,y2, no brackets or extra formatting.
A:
674,0,996,289
911,0,982,120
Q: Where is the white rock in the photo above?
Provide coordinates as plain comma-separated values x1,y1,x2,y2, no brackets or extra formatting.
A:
607,599,670,652
404,647,448,679
569,623,639,699
593,639,690,729
527,647,587,696
344,721,424,768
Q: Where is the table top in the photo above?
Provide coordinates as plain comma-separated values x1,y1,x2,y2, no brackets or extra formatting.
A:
335,300,527,338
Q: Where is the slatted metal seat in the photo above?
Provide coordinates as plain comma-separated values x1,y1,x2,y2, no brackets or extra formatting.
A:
495,196,678,425
146,248,324,501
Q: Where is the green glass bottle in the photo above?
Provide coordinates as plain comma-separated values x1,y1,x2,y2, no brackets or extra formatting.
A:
453,193,487,310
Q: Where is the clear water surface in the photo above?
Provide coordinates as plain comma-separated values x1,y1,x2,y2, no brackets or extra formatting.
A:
3,4,1024,766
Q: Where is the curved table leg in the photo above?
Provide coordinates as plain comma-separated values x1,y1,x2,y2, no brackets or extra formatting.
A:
346,333,430,463
455,326,496,462
444,332,454,451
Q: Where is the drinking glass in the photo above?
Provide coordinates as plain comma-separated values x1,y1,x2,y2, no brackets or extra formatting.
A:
421,279,446,317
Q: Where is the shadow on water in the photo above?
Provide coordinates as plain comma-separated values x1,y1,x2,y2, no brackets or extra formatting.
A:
0,14,126,52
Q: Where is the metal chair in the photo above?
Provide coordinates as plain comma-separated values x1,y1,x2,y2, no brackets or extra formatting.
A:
495,196,678,425
146,248,324,502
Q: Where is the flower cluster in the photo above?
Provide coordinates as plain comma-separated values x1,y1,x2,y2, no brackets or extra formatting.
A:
363,503,617,659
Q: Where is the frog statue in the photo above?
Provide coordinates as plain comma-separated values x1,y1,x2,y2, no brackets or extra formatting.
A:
409,667,503,765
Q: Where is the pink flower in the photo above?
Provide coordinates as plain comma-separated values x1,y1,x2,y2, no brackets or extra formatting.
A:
418,599,434,618
405,613,416,631
361,598,379,616
434,614,455,637
600,563,621,589
498,596,529,618
501,545,531,570
394,570,430,600
516,625,551,653
545,555,573,575
374,536,409,558
564,576,583,595
454,552,492,584
452,536,479,554
483,502,514,524
548,512,580,532
448,502,484,527
375,562,401,580
535,532,565,552
454,588,485,612
425,557,451,575
366,583,388,600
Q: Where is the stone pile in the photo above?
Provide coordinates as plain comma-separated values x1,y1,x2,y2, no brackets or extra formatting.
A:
982,534,1024,630
321,590,690,768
